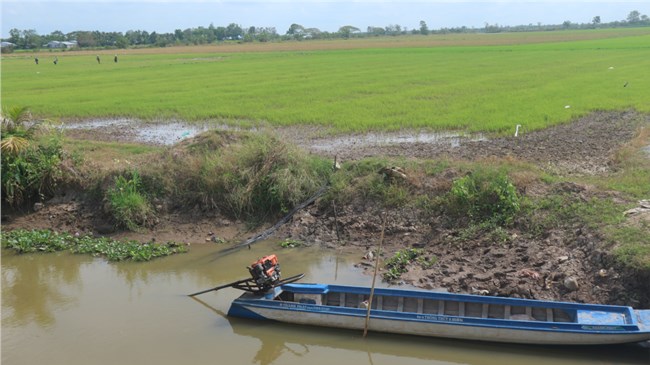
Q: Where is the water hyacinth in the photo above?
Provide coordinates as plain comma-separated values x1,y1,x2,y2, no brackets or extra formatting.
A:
1,229,187,261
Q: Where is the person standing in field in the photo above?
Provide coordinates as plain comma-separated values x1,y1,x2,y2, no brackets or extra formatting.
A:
53,56,58,65
96,55,101,64
114,55,118,63
34,57,38,65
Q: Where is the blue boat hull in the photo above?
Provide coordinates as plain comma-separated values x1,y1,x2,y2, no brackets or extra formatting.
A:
228,283,650,345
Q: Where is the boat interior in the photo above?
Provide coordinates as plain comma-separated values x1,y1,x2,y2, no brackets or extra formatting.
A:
277,289,577,323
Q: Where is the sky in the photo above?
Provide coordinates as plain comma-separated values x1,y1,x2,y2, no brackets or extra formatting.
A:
2,1,649,38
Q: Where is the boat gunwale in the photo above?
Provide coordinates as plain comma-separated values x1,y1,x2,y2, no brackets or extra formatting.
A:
280,283,636,317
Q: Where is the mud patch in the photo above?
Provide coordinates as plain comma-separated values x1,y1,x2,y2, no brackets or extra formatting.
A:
308,131,486,153
64,119,213,145
63,110,649,176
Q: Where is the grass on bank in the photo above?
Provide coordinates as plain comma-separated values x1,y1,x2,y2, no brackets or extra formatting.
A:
2,29,650,133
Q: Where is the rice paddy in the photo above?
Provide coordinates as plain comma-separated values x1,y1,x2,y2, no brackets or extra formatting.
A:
2,28,650,133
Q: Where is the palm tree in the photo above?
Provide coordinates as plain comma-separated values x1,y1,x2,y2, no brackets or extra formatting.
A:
1,106,39,155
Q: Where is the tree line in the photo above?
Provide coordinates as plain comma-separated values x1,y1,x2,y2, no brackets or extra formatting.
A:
2,10,648,51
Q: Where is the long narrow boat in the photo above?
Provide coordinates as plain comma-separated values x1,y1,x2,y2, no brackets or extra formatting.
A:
228,283,650,345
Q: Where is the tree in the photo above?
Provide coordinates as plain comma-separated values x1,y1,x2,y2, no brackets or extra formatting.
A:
419,20,429,35
367,26,385,36
22,29,41,49
385,24,402,36
75,31,96,47
286,23,305,40
225,23,243,40
627,10,641,23
562,20,572,29
8,28,21,45
338,25,360,39
592,16,601,25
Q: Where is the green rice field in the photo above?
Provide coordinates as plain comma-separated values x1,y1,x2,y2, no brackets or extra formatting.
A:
2,29,650,133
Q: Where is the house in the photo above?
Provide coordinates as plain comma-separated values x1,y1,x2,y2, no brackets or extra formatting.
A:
46,40,78,49
1,41,15,48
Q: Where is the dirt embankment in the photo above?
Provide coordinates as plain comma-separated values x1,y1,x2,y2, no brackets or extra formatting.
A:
4,110,650,307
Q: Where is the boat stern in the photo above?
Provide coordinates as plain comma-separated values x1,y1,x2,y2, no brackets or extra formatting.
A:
636,310,650,332
227,288,281,320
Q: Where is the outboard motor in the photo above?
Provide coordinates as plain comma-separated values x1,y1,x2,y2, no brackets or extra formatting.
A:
248,254,281,292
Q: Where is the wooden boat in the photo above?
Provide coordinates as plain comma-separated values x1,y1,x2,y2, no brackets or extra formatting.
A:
228,283,650,345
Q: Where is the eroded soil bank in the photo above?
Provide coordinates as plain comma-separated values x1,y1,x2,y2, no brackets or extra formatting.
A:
4,110,650,308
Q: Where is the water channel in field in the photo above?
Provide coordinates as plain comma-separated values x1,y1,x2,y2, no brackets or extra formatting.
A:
2,241,649,365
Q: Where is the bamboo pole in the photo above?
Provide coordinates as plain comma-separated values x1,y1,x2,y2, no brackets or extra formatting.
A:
363,213,386,338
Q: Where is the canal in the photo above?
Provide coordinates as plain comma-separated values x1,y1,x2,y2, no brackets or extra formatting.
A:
2,242,649,365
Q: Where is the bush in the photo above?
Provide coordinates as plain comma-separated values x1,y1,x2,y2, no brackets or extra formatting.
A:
156,131,332,221
106,170,154,231
1,134,63,206
447,169,520,226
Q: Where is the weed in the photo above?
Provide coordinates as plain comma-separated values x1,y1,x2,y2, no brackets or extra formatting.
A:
447,169,520,226
149,131,331,222
0,229,187,261
279,238,304,248
383,248,436,281
106,170,155,231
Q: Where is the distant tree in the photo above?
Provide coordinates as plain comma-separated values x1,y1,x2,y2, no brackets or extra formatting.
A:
592,16,601,25
24,30,42,49
338,25,360,39
174,29,183,41
385,24,402,36
419,20,429,35
8,28,21,45
225,23,243,40
562,20,572,28
115,35,129,48
286,23,305,40
49,30,66,41
75,31,96,47
256,27,277,42
627,10,641,23
367,26,385,36
214,27,226,41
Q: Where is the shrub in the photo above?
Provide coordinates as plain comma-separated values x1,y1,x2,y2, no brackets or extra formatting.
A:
159,131,332,221
106,170,154,231
447,169,520,226
1,133,63,206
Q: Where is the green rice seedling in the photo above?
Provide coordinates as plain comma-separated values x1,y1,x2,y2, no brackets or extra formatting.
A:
3,29,649,133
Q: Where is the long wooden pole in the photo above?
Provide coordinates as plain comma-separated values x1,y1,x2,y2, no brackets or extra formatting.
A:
363,213,386,338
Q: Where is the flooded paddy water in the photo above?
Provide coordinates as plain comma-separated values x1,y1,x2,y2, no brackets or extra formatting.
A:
2,241,649,365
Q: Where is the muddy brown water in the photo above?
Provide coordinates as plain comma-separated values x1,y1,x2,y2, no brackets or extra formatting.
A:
3,241,649,365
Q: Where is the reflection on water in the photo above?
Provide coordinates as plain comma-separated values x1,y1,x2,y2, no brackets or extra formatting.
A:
2,242,649,365
1,252,86,328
